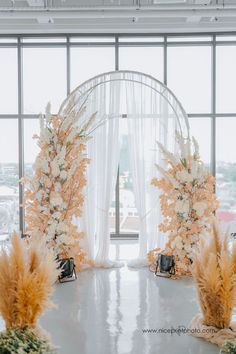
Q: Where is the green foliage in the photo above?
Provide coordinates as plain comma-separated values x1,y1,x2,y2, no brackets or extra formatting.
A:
221,340,236,354
0,328,57,354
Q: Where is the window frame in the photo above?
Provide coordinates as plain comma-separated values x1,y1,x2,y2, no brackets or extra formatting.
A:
0,33,235,237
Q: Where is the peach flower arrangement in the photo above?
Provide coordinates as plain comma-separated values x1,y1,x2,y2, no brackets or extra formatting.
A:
148,132,219,276
22,102,96,271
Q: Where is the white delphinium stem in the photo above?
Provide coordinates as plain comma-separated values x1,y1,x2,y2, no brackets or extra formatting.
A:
79,112,97,136
192,136,200,159
175,131,187,160
45,102,52,123
186,138,191,162
60,105,87,132
155,164,180,189
156,141,179,166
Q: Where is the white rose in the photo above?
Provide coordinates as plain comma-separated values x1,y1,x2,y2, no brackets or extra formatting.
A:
41,129,52,145
47,223,57,236
184,244,192,253
52,211,61,219
31,179,40,192
59,146,67,159
57,222,68,233
50,196,63,207
175,200,190,214
176,169,194,183
51,160,60,177
60,170,67,180
175,236,183,243
54,182,62,192
190,161,200,180
193,201,207,217
176,241,183,250
36,191,43,201
57,158,65,167
58,234,73,245
40,158,49,174
58,235,69,244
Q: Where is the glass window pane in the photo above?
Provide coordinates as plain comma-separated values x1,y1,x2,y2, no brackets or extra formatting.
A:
119,37,164,42
120,120,139,234
0,120,19,236
109,190,116,234
24,119,40,178
119,47,164,81
70,37,115,43
216,46,236,113
167,36,211,42
22,37,66,43
189,117,211,168
0,48,18,113
70,47,115,90
216,35,236,42
0,38,17,43
167,46,211,113
216,118,236,233
23,48,67,114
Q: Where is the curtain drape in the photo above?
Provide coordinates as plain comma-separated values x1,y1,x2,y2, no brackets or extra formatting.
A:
125,77,166,266
60,71,189,268
79,80,123,268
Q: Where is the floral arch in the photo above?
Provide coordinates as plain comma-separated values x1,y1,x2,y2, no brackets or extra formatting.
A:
57,70,190,268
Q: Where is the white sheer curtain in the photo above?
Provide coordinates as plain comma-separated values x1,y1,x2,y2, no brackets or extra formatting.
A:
59,71,189,268
94,84,122,267
125,79,164,267
78,80,123,268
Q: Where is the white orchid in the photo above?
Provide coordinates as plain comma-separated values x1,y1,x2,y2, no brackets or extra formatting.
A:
54,182,62,192
52,211,61,220
176,169,194,183
50,160,60,178
50,195,63,207
193,201,207,217
175,200,190,215
60,170,67,180
57,222,68,234
35,191,43,202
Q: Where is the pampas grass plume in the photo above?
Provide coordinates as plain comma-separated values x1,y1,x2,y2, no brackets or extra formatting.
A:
192,221,236,329
0,233,60,329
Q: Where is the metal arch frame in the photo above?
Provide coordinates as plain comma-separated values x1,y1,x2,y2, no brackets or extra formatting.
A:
58,70,190,138
0,32,235,237
58,69,190,240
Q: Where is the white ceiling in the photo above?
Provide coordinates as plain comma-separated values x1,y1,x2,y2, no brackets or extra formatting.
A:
0,0,236,34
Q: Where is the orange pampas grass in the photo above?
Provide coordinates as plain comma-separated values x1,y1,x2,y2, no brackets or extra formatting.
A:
192,222,236,329
0,233,59,330
22,102,96,271
149,134,219,276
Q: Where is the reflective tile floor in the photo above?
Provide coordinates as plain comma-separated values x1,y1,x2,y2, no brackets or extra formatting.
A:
0,241,221,354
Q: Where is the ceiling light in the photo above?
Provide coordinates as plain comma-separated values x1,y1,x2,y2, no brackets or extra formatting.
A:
153,0,187,3
27,0,44,6
37,17,54,24
194,0,211,4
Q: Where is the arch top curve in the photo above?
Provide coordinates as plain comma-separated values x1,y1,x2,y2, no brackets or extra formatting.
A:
58,70,190,139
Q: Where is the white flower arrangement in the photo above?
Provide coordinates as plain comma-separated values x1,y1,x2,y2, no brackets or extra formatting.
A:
23,101,96,269
149,132,219,276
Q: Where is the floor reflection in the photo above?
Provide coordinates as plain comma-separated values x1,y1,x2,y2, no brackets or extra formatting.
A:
39,240,219,354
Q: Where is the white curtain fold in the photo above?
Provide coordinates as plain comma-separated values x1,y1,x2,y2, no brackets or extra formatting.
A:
125,78,161,267
94,85,121,267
